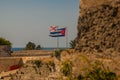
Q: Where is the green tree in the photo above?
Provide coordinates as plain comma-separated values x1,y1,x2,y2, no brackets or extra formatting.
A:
69,40,76,49
0,37,12,46
36,45,41,50
25,42,36,50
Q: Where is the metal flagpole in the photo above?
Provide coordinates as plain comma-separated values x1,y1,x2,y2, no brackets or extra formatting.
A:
57,26,59,49
66,27,68,49
57,37,59,49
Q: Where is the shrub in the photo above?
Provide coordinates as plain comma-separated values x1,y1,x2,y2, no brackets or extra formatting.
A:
48,61,55,67
75,64,118,80
34,60,42,68
60,60,72,77
48,61,56,71
69,40,76,49
85,67,118,80
74,74,84,80
54,50,63,60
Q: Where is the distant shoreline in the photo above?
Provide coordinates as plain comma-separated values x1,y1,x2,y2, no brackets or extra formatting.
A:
12,47,68,51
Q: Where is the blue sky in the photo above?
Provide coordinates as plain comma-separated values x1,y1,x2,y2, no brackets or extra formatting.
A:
0,0,79,48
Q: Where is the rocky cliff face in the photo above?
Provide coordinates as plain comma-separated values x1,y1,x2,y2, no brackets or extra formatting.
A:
76,0,120,53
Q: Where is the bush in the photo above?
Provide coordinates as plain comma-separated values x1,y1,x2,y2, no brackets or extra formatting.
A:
48,61,55,67
75,65,118,80
85,67,118,80
54,50,63,60
60,60,72,77
69,40,76,49
34,60,42,68
46,61,56,72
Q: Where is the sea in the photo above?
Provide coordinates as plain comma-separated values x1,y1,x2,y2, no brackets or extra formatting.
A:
12,47,67,51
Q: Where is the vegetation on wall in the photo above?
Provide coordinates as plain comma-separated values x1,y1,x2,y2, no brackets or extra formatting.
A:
73,56,118,80
60,60,72,77
54,49,63,60
34,60,42,68
75,65,118,80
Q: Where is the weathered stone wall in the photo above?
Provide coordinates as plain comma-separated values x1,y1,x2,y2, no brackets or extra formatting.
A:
0,58,23,72
80,0,114,10
76,0,120,53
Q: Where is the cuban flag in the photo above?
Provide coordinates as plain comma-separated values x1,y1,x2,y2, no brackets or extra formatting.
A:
49,26,66,37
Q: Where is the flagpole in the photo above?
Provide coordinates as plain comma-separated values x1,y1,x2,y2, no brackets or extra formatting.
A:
66,27,68,49
57,37,59,49
57,26,59,49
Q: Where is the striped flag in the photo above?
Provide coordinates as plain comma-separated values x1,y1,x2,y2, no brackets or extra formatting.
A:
49,26,66,37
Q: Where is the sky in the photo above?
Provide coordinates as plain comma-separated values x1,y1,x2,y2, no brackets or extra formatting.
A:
0,0,79,48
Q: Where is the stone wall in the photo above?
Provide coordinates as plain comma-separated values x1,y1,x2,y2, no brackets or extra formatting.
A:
76,0,120,53
80,0,114,10
0,45,11,57
0,58,23,72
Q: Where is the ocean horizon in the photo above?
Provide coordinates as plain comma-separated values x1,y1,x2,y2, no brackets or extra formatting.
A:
12,47,68,51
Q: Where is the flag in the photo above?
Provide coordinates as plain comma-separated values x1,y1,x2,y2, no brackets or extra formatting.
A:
50,26,57,32
49,27,66,37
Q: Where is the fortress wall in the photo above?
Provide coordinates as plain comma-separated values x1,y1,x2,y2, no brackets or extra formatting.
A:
76,0,120,53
